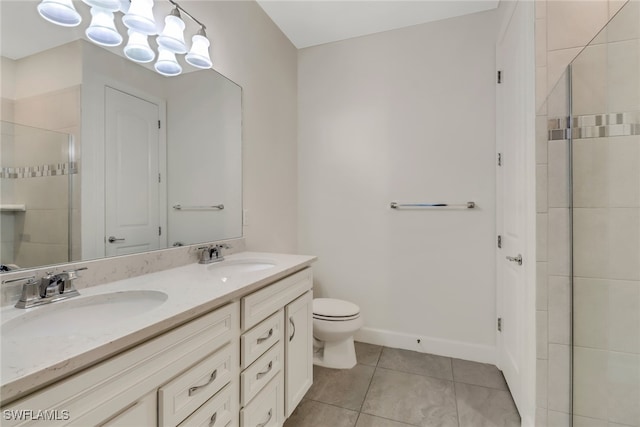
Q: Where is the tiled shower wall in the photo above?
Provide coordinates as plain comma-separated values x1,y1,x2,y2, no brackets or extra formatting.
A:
534,1,633,426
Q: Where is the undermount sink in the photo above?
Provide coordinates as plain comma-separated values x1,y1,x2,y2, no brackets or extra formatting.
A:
206,259,276,277
2,290,168,339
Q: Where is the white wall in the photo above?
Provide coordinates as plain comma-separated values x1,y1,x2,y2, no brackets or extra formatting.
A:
182,1,299,253
298,10,498,362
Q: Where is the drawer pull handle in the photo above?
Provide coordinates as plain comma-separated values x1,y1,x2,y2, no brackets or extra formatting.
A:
289,317,296,342
257,409,273,427
257,328,274,344
209,412,217,427
189,369,217,396
256,361,273,380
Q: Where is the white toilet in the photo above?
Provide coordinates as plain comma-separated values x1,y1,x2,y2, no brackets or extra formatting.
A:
312,298,363,369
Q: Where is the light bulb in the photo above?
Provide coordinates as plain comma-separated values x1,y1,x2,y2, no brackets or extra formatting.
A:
37,0,82,27
124,30,155,63
157,9,187,54
155,48,182,76
86,7,122,47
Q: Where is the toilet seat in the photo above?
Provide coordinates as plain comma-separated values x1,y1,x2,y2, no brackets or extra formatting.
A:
313,298,360,321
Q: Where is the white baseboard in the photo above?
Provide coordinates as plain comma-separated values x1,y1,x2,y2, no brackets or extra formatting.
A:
354,327,497,365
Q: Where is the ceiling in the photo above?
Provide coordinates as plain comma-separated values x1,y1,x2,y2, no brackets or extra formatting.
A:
255,0,500,49
1,1,500,60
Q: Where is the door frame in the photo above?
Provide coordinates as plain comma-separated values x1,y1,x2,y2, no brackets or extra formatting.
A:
495,1,537,426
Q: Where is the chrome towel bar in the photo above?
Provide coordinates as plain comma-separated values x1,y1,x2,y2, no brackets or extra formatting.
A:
173,204,224,210
390,202,475,209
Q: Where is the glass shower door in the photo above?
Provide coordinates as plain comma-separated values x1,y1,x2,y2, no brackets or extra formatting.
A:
570,1,640,425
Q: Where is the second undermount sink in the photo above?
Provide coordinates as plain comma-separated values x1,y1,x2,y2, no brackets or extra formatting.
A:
206,259,276,277
1,290,168,339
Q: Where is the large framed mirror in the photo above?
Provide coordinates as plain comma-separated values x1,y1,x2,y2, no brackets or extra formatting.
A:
0,1,242,271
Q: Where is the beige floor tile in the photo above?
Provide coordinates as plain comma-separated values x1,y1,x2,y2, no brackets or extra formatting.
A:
305,364,375,411
361,368,457,427
377,347,452,380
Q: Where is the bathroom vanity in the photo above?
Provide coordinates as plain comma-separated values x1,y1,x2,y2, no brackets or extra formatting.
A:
0,252,315,427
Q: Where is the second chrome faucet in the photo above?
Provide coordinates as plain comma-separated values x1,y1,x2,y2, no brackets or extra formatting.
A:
198,243,231,264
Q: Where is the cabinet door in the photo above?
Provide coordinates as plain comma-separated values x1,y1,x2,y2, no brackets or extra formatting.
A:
99,391,157,426
284,291,313,417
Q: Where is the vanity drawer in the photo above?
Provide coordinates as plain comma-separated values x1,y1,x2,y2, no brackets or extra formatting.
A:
240,374,284,427
242,268,312,331
159,343,234,426
241,310,283,369
241,341,283,406
177,383,235,427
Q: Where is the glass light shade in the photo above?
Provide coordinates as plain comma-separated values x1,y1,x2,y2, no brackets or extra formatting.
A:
124,30,155,63
85,7,122,47
185,34,212,69
122,0,157,35
37,0,82,27
157,14,187,54
82,0,120,11
118,0,130,13
154,48,182,76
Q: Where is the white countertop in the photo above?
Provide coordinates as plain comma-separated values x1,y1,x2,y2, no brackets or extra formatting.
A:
0,251,316,404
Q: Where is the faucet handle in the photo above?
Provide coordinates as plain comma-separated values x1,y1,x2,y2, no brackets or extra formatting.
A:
7,275,40,309
61,267,88,281
1,274,36,285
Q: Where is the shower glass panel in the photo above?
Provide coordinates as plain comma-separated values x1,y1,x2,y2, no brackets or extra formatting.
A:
0,121,73,269
570,1,640,426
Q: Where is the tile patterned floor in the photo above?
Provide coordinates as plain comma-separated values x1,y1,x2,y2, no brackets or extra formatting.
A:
284,343,521,427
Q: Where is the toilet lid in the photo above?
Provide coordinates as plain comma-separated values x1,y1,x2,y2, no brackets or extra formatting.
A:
313,298,360,318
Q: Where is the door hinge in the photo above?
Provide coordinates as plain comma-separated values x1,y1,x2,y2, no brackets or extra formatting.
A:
158,226,162,236
497,317,502,332
497,70,502,84
158,120,161,129
497,235,502,249
497,153,502,166
158,173,161,183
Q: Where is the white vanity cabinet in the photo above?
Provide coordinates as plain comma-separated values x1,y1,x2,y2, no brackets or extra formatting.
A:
239,268,313,426
284,290,313,417
2,303,239,427
1,264,315,427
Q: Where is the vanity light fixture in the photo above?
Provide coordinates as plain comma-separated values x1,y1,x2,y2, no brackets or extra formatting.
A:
37,0,82,27
185,27,213,69
124,30,155,63
86,7,123,47
154,47,182,76
82,0,121,11
36,0,213,76
122,0,157,35
157,7,187,53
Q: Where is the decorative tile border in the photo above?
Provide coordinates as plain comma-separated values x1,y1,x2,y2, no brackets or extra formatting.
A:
548,111,640,140
0,162,78,179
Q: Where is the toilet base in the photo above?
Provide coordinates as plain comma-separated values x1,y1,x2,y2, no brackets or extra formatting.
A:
313,336,357,369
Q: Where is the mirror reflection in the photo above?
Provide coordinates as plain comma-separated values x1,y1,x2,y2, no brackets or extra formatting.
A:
0,2,242,271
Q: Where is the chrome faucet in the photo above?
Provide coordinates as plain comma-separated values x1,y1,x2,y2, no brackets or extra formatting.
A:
5,267,87,309
198,243,231,264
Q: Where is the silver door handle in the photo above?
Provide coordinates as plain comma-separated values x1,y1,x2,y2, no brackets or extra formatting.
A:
257,409,272,427
506,254,523,265
289,317,296,342
108,236,125,243
188,370,217,396
256,361,273,379
257,328,273,344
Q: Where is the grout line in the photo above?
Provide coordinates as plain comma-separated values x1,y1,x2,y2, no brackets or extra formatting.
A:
359,365,377,413
304,397,360,414
452,378,461,427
